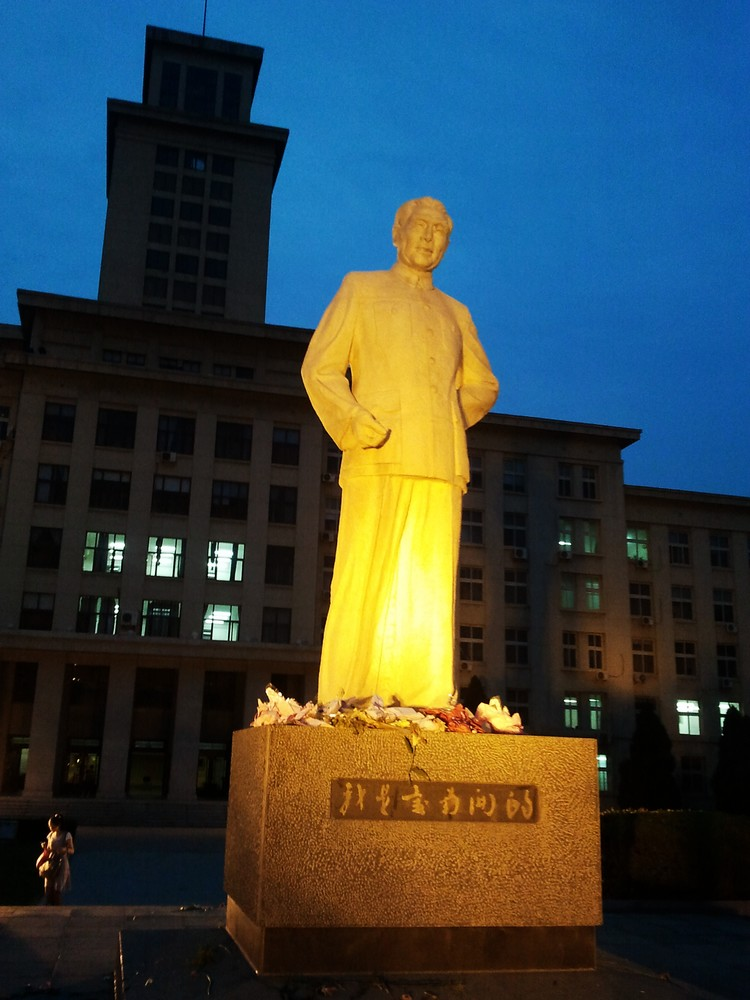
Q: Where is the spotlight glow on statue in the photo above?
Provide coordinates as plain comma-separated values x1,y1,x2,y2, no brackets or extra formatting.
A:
302,198,499,707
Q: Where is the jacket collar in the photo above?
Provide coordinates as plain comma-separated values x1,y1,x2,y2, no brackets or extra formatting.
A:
391,261,435,291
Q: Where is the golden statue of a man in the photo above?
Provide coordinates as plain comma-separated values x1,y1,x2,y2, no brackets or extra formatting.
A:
302,198,499,707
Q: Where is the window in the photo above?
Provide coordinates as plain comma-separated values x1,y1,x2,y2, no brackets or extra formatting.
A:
127,667,178,799
671,585,693,621
268,485,297,524
713,588,734,624
630,582,652,618
584,576,602,611
562,631,577,669
150,196,174,218
208,205,231,227
503,511,526,549
468,452,483,490
148,221,172,243
185,149,207,172
720,702,741,729
182,175,205,197
0,404,10,440
459,625,484,663
145,537,185,578
141,600,181,638
211,480,248,519
597,754,609,793
202,285,226,309
41,402,76,442
202,604,240,642
563,695,579,729
95,408,137,448
82,531,125,573
206,231,230,252
204,258,227,279
680,755,705,797
558,518,573,555
503,458,525,493
173,279,197,302
710,534,730,568
185,65,218,116
581,466,598,500
505,688,529,728
89,469,131,510
632,638,655,675
505,628,528,666
504,568,527,605
146,248,170,270
558,463,572,497
668,530,690,566
677,699,701,736
20,592,54,630
560,573,575,610
213,154,234,176
177,227,201,248
215,421,252,460
265,545,295,586
326,440,342,477
143,276,168,298
272,426,301,466
588,694,603,730
155,144,179,167
26,526,62,568
207,541,245,581
221,71,242,119
626,525,649,564
210,179,233,202
675,640,697,677
175,253,199,274
152,475,191,515
459,565,483,602
587,634,603,671
461,508,483,545
156,415,195,454
159,60,180,108
716,644,738,680
76,596,118,635
583,520,599,555
262,607,292,643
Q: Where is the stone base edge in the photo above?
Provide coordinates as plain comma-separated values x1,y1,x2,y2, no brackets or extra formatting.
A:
226,896,596,975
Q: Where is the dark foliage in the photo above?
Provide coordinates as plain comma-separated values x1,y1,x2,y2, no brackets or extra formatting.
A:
618,701,681,809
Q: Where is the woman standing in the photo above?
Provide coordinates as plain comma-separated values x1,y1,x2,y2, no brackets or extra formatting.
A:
36,814,74,905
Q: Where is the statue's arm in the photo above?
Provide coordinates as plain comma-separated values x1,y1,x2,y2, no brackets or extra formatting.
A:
301,275,389,450
457,310,499,428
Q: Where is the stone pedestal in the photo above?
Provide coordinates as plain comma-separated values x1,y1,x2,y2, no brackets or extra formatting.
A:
224,727,601,975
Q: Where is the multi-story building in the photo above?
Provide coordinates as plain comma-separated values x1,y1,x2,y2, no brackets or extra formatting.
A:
1,26,747,825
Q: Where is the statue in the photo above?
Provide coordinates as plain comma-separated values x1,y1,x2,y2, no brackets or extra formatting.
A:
301,198,499,707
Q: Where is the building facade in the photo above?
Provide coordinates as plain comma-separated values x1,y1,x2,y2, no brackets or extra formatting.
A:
1,26,747,825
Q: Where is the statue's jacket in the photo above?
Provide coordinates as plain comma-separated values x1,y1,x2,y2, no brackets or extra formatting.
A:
301,266,499,493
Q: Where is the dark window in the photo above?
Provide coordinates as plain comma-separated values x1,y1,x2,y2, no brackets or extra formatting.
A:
503,458,526,493
209,179,233,202
56,665,109,797
461,508,483,545
710,534,730,568
503,511,526,548
175,253,199,275
144,275,168,298
206,231,230,253
236,366,254,380
505,628,529,665
179,201,203,223
504,568,528,605
150,196,174,218
272,427,300,466
152,171,177,193
629,582,652,618
261,606,292,644
202,285,226,308
76,596,118,635
177,227,202,248
95,408,137,448
27,526,62,568
141,600,181,638
582,466,598,500
204,258,227,279
156,414,195,454
19,592,54,630
152,475,191,515
459,565,483,602
208,205,231,227
89,469,131,510
558,463,573,497
268,484,297,524
181,175,205,197
146,249,170,271
148,222,172,244
668,530,691,566
185,65,218,117
221,72,242,119
155,145,179,167
42,402,76,442
211,480,248,519
159,61,181,108
215,420,252,460
0,404,10,440
35,464,69,504
265,545,295,586
173,281,197,304
127,668,177,798
459,625,484,662
212,154,234,176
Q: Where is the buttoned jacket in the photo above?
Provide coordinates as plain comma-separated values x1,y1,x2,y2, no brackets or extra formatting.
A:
301,265,499,490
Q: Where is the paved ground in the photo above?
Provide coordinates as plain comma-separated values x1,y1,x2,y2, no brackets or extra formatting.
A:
0,827,747,999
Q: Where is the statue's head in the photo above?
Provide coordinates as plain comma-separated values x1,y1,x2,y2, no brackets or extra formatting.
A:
392,197,453,273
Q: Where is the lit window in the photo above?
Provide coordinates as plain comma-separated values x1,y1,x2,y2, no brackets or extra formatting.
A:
202,604,240,642
597,754,609,792
719,702,741,729
626,525,649,563
563,695,579,729
141,600,181,638
76,596,119,635
584,576,602,611
145,537,185,578
676,699,701,736
207,541,244,581
560,573,575,610
83,531,125,573
588,695,603,730
583,520,599,554
558,518,573,555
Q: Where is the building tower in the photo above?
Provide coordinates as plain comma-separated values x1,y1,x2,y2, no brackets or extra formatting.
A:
98,26,288,322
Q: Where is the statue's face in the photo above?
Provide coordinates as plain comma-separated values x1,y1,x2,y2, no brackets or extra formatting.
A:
395,206,450,272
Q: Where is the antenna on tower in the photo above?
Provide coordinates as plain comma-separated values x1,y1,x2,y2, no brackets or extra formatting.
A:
202,0,208,36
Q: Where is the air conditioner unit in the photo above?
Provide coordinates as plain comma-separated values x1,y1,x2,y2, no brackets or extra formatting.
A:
596,670,607,681
514,547,528,560
320,531,336,542
642,616,655,626
460,661,472,672
634,672,647,685
560,550,572,560
321,473,337,483
725,623,738,634
161,451,177,463
719,677,734,690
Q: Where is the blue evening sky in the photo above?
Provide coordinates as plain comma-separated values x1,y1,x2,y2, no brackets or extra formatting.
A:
3,1,749,496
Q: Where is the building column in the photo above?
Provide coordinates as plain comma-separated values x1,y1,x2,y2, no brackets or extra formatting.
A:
168,662,204,800
97,661,136,798
23,658,66,798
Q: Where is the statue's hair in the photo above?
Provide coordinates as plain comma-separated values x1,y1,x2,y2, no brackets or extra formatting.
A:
393,197,453,238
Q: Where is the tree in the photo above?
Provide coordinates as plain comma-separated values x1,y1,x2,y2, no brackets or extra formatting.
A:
618,702,681,809
712,707,750,816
